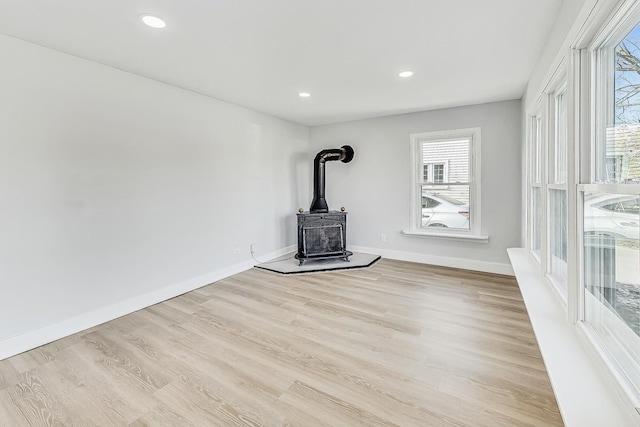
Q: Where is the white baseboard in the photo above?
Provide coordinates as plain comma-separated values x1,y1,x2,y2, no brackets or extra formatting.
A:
349,245,514,276
0,245,295,361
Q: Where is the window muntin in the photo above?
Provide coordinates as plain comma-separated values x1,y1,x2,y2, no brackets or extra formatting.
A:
409,128,480,236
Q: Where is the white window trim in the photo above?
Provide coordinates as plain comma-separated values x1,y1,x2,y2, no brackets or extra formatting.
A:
553,83,569,185
517,0,640,424
582,0,640,355
577,183,640,407
527,109,544,262
403,127,487,242
546,75,570,303
577,0,640,415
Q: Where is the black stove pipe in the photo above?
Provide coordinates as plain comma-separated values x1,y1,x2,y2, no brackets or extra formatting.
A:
309,145,354,213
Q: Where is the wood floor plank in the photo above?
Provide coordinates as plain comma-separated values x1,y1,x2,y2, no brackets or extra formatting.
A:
5,369,76,426
45,346,148,425
0,258,563,426
0,389,29,426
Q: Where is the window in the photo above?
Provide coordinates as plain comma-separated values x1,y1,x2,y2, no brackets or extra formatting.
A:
529,113,543,260
522,0,640,416
406,128,483,240
432,163,445,183
422,162,447,183
548,87,568,298
554,90,568,185
585,10,640,402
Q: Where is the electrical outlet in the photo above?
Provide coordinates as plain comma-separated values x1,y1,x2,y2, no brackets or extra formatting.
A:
233,247,241,254
380,234,387,242
250,243,257,253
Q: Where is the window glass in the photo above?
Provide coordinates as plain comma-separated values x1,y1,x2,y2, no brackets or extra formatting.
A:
529,113,542,259
531,186,542,256
600,23,640,183
583,191,640,394
421,186,470,229
421,140,468,229
411,129,479,235
585,17,640,398
548,87,568,296
422,139,468,182
549,189,568,292
555,91,567,184
599,196,640,214
531,116,542,183
433,164,445,183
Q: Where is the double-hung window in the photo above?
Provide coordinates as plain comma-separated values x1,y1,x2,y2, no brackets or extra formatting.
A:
529,113,543,260
523,0,640,413
583,6,640,402
548,85,569,298
407,128,483,240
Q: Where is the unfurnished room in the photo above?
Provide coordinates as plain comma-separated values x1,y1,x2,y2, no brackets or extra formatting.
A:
1,1,639,426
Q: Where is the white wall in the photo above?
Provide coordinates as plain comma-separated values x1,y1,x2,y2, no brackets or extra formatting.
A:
524,0,591,108
0,34,308,354
309,100,522,274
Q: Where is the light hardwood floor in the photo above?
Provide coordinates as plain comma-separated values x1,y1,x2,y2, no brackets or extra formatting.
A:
0,259,563,426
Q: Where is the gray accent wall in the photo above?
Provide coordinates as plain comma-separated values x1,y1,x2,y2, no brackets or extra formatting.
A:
308,100,522,270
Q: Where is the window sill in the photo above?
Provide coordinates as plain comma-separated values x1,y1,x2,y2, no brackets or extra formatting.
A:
508,248,638,427
401,229,489,242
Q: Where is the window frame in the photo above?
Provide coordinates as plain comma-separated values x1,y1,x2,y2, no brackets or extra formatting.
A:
579,0,640,408
404,127,486,241
547,80,570,302
519,0,640,421
528,110,544,262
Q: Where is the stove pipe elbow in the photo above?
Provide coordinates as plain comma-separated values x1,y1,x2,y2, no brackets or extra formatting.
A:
309,145,354,213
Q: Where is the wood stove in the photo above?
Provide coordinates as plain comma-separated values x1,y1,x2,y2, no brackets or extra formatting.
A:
295,145,354,266
295,210,352,265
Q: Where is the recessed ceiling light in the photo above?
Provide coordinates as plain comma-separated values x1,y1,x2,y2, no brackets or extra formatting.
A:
299,92,311,98
140,14,166,29
398,71,414,78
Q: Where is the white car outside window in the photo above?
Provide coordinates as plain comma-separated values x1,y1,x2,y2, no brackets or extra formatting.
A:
421,193,470,229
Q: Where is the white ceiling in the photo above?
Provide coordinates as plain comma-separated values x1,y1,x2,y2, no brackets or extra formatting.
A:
0,0,562,126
